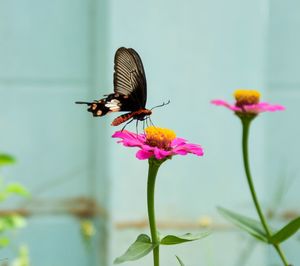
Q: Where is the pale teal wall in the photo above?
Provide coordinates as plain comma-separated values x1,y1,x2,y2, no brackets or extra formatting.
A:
265,0,300,264
107,1,300,266
0,0,299,266
0,0,108,265
108,1,268,266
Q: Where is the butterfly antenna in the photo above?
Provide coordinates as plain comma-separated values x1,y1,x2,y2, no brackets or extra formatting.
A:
150,100,170,111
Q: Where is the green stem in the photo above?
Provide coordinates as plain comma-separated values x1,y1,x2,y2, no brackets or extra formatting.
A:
147,158,164,266
241,117,289,266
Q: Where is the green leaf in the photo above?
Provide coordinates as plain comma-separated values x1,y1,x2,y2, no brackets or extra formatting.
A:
0,193,8,202
0,154,16,166
176,255,185,266
8,215,26,229
0,236,10,248
270,216,300,244
160,232,210,245
5,183,29,197
0,215,26,232
114,234,155,264
218,207,268,242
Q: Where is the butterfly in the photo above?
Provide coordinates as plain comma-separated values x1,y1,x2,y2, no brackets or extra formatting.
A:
76,47,152,127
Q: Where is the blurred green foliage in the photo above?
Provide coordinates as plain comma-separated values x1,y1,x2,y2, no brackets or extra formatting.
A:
12,245,30,266
0,153,29,249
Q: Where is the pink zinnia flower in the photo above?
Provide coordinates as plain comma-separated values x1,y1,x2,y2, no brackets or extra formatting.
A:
112,126,204,160
211,89,285,115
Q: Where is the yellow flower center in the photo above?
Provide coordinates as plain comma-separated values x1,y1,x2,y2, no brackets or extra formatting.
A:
145,126,176,150
234,89,260,107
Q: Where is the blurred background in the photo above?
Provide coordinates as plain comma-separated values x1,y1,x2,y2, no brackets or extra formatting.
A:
0,0,299,265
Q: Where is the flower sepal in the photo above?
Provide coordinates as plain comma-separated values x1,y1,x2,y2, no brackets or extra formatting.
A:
148,157,169,168
235,111,257,121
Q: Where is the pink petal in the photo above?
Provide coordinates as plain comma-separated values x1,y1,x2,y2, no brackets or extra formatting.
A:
141,144,156,151
136,150,153,160
244,102,285,113
211,99,241,111
173,143,204,156
173,148,189,155
153,147,171,160
171,138,187,146
113,130,204,160
112,130,133,139
112,130,145,147
188,144,204,156
212,98,285,114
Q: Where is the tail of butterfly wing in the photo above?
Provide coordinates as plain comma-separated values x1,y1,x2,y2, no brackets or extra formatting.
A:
75,100,110,117
75,93,123,117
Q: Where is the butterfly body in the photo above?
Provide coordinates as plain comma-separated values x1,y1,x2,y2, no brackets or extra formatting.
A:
76,47,150,127
111,109,152,126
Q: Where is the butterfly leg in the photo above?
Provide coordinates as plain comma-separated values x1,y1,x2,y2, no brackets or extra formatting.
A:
120,118,134,132
135,119,139,135
149,116,156,127
145,117,150,128
142,119,146,132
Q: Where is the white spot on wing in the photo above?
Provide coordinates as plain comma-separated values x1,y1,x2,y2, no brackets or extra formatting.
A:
110,106,121,112
105,99,121,112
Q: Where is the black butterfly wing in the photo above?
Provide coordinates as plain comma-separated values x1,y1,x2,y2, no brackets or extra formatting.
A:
113,47,147,110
